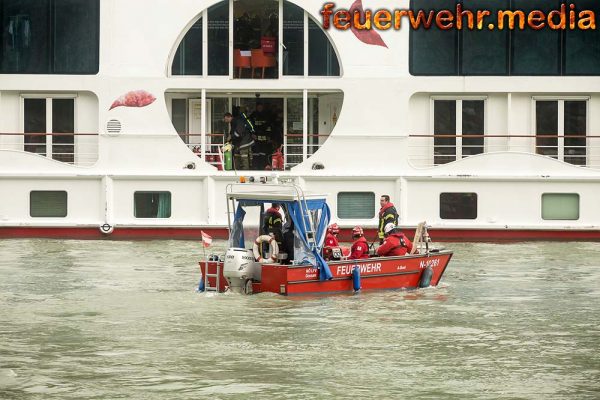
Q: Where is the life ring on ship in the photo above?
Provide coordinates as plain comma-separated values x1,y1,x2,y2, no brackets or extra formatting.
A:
99,223,114,235
252,235,279,263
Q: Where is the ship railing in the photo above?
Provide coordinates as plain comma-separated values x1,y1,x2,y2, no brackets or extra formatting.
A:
408,134,600,169
179,132,329,170
0,132,99,167
283,133,329,169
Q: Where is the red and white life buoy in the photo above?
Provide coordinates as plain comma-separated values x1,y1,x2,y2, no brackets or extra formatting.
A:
252,235,279,263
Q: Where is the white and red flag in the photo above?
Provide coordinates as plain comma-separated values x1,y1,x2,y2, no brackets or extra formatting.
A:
201,230,213,248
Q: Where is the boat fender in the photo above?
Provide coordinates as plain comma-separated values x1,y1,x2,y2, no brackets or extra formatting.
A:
419,266,434,288
197,274,205,292
252,235,279,263
352,265,361,292
99,223,114,235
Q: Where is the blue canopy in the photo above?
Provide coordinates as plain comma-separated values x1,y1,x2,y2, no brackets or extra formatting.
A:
231,198,332,280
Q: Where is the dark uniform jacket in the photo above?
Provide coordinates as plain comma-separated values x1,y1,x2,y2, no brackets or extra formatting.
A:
378,202,398,240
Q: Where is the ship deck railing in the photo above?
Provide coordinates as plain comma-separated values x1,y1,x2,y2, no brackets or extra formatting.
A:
181,132,329,170
0,132,99,167
408,134,600,169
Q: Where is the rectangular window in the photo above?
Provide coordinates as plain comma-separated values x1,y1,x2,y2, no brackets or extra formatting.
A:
409,0,458,75
283,1,304,76
23,97,75,163
564,0,600,75
511,0,561,75
337,192,375,219
564,101,587,165
171,98,188,143
30,191,67,217
440,193,477,219
51,98,74,163
24,98,47,156
1,0,99,74
208,1,229,76
535,101,558,158
134,192,172,218
535,99,587,165
433,99,485,165
542,193,579,220
461,0,509,75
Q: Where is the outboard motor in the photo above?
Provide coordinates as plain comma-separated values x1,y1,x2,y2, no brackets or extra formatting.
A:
222,248,260,294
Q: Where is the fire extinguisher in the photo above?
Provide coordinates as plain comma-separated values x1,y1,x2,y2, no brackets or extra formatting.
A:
271,146,284,170
223,143,233,171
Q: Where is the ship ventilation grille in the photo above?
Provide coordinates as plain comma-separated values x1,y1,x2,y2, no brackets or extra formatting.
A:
106,119,122,134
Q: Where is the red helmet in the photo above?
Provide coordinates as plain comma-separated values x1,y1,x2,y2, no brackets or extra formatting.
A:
328,223,340,235
352,226,364,237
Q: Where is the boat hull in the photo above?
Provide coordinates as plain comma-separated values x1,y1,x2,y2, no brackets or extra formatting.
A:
200,251,452,296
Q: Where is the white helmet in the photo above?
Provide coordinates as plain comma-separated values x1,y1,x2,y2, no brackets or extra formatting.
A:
384,223,395,235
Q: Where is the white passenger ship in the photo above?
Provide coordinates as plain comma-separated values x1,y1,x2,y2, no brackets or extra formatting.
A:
1,0,599,241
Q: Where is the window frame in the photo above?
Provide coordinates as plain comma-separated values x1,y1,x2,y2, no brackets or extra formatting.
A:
133,191,173,219
541,193,580,221
531,96,589,165
430,96,487,165
29,190,68,218
439,192,478,220
337,191,376,220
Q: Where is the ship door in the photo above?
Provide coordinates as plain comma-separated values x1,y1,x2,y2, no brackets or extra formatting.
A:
188,98,212,149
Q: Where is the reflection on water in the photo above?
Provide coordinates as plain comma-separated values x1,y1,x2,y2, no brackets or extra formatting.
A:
1,239,599,399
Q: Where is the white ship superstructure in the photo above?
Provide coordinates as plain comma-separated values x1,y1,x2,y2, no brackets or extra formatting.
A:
1,0,599,240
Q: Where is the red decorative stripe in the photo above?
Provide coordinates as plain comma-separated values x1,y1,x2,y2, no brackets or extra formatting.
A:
0,226,599,241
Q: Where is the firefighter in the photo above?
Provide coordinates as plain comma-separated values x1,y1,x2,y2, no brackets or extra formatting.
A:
349,226,370,259
377,194,398,244
224,111,255,170
250,102,273,170
376,223,413,257
325,223,340,247
262,203,283,247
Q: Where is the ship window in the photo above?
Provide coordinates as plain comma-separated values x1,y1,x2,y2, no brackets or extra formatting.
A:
0,0,99,74
283,1,304,75
433,99,485,165
170,1,340,78
23,97,75,163
461,0,509,75
409,0,458,75
308,19,340,76
511,0,561,76
564,0,600,75
30,191,67,217
440,193,477,219
208,1,229,76
172,18,203,76
535,99,587,165
410,0,600,76
134,192,172,218
337,192,375,219
542,193,579,220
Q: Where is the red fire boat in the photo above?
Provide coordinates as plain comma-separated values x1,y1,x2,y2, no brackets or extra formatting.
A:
199,182,452,296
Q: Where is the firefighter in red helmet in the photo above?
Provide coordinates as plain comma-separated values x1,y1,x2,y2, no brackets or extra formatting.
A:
325,223,340,247
350,226,370,259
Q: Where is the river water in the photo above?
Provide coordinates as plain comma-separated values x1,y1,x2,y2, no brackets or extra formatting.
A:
1,239,599,399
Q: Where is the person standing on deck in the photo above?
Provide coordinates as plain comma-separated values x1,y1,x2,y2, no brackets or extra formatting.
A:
376,224,413,257
224,112,255,170
378,194,398,244
350,226,370,259
263,203,283,248
250,102,273,170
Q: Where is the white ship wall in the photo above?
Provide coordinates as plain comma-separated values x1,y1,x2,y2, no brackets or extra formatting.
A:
1,0,599,234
